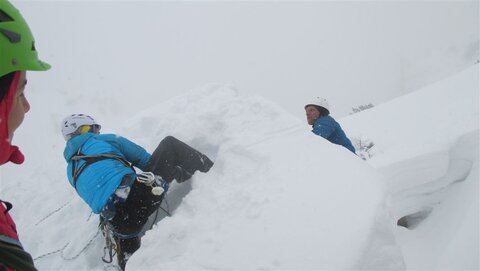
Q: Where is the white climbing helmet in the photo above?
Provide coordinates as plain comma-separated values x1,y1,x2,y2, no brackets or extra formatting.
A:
305,97,330,112
61,114,101,141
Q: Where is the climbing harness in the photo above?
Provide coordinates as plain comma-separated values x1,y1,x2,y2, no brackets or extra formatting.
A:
99,191,172,267
71,149,133,191
101,223,117,264
136,172,170,196
70,148,173,267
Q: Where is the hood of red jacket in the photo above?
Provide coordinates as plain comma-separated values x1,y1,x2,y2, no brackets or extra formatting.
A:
0,72,24,165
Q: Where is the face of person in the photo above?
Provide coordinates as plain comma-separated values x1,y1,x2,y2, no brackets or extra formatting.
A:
305,105,320,125
7,71,29,141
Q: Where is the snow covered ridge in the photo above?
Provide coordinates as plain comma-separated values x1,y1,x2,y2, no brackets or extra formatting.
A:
123,85,404,269
343,64,479,167
342,64,479,269
7,64,477,270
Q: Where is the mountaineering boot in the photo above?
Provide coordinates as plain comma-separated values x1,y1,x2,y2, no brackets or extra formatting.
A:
173,153,213,183
198,153,214,173
146,136,214,182
173,165,193,183
115,236,141,271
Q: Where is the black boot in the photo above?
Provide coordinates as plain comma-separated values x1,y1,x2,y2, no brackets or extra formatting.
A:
198,154,214,173
173,166,193,183
173,154,214,183
147,136,214,181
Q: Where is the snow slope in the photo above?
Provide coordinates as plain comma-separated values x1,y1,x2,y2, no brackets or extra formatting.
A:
127,65,479,270
343,64,479,269
0,63,477,270
124,85,403,270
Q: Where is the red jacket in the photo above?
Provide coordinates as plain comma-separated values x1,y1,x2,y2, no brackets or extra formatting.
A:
0,71,24,166
0,72,23,248
0,200,21,247
0,72,36,270
0,200,37,271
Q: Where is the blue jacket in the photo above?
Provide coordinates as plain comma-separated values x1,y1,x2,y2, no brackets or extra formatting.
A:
63,133,151,213
312,116,356,153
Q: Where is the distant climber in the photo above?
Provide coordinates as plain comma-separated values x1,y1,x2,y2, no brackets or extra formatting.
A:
305,97,356,153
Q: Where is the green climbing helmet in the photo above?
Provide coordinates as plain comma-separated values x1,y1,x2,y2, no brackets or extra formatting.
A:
0,0,50,77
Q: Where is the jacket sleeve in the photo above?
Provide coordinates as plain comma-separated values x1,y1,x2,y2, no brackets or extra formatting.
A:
312,118,335,139
0,201,36,270
105,135,151,171
0,241,37,271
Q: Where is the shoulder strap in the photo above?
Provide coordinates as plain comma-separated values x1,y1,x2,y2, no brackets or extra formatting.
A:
71,148,133,190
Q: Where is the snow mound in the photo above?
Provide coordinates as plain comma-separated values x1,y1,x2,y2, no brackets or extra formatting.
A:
126,84,404,269
343,64,479,168
13,64,477,270
342,64,479,269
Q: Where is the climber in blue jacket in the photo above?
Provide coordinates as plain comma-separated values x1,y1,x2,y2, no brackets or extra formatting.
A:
305,97,356,154
61,113,213,270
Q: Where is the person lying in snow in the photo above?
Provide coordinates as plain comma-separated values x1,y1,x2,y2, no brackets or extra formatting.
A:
305,97,356,154
61,114,213,270
0,0,51,270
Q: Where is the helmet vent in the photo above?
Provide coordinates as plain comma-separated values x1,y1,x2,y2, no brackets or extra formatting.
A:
0,28,20,43
0,9,13,22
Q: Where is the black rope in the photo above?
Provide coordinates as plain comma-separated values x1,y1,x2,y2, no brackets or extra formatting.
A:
147,194,172,232
160,196,172,217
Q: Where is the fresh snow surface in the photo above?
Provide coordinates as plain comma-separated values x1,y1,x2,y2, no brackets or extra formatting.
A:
0,64,478,270
343,64,479,269
123,86,402,270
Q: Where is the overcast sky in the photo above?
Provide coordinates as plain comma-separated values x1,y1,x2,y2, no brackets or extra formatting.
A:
17,1,479,119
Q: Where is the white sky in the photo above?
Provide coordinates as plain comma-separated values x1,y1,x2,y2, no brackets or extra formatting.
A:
17,0,479,119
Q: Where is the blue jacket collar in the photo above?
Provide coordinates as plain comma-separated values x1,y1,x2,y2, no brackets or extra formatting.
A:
63,133,96,161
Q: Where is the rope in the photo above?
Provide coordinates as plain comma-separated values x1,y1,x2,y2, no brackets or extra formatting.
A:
160,197,172,217
33,243,69,261
101,225,117,264
34,199,73,226
86,211,94,222
33,229,101,261
147,194,172,232
34,174,172,264
61,229,101,261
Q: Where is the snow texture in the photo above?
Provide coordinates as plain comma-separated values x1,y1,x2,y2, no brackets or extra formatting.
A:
1,65,476,270
0,2,477,269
